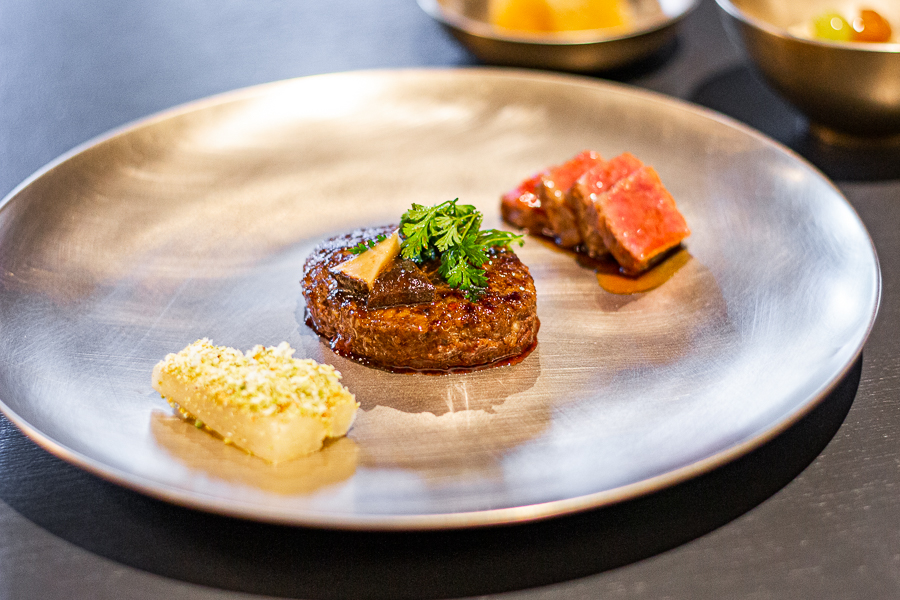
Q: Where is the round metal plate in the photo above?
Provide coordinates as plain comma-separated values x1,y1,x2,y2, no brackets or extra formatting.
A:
0,69,880,529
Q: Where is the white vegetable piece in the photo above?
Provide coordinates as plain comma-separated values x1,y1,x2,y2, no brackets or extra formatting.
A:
152,339,358,463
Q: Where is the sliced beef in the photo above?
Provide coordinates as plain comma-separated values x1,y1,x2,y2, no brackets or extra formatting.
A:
537,150,604,248
595,166,691,275
502,150,690,276
569,152,644,258
302,226,539,371
500,171,553,237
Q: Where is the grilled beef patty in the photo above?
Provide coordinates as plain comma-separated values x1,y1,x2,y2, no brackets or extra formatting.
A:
301,226,539,371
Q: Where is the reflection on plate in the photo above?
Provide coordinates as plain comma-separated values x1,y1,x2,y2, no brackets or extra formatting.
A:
0,69,880,529
151,413,360,496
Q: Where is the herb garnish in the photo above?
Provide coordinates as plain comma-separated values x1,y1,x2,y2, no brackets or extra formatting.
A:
349,233,388,255
399,199,523,300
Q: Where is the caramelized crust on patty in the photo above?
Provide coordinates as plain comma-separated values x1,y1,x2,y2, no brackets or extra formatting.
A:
301,226,539,371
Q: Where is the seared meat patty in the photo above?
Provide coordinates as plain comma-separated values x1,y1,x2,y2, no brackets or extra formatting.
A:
301,226,539,371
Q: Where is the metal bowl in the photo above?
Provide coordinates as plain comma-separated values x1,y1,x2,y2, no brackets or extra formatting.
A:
716,0,900,143
417,0,699,72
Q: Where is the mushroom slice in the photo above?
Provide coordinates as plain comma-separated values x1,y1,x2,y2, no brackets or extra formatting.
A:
367,259,435,309
331,230,401,295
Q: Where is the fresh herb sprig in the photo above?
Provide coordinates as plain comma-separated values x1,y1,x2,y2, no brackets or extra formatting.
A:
399,199,523,300
349,233,387,255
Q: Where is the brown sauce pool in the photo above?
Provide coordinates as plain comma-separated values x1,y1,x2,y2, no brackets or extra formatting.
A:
580,247,691,294
532,236,689,294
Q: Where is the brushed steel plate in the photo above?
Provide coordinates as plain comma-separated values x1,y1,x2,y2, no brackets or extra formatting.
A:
0,69,880,529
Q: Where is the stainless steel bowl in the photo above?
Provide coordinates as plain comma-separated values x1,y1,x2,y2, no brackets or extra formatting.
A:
417,0,699,72
716,0,900,143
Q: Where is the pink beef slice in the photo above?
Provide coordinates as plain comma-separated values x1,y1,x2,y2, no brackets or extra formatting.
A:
500,170,553,237
597,165,690,275
569,152,644,257
538,150,605,248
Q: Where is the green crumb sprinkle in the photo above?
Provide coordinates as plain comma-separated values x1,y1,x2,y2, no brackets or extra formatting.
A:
155,338,354,417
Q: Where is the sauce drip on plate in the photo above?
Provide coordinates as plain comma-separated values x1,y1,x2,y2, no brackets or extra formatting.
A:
579,247,691,294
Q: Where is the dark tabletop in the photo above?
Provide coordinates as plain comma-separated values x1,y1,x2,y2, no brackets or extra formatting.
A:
1,1,899,598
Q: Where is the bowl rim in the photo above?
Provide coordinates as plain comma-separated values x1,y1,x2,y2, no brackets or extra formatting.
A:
416,0,700,46
715,0,900,53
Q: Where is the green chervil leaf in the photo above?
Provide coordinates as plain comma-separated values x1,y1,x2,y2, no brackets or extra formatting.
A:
399,203,434,258
348,233,387,255
399,199,523,299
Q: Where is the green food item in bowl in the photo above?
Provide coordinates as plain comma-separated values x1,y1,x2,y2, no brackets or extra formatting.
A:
811,11,852,41
800,8,893,43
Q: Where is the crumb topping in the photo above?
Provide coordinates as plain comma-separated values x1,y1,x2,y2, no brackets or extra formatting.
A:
156,339,354,417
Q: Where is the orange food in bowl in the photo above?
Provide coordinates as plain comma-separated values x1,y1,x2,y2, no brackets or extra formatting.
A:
805,7,894,43
490,0,632,33
852,9,892,43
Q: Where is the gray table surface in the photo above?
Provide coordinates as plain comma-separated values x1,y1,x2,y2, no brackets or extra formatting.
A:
1,0,899,598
